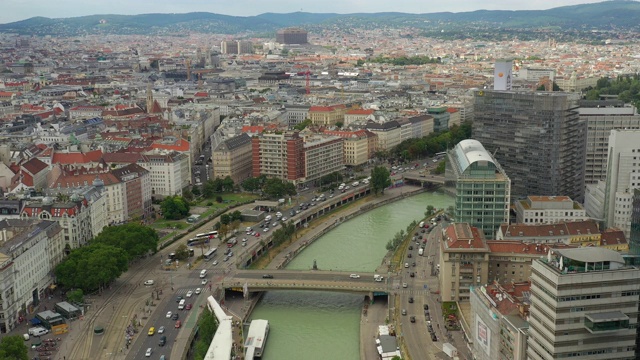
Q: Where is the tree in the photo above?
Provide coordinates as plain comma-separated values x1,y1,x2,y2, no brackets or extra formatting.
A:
92,223,158,261
293,119,312,131
182,188,194,202
434,160,446,174
67,289,84,305
335,121,343,128
220,213,231,225
222,176,235,192
218,223,230,240
371,166,392,195
0,336,28,360
426,205,435,217
263,178,296,199
191,186,201,196
242,176,263,192
174,244,190,261
55,243,128,292
161,196,190,220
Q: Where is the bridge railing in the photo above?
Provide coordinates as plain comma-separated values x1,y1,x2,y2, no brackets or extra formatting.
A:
224,281,388,293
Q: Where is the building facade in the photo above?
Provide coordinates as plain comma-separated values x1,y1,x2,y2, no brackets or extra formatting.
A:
514,196,588,224
473,90,586,201
303,136,344,183
212,133,253,184
251,132,304,182
276,28,308,44
580,100,640,184
527,248,640,360
365,121,401,151
445,140,511,238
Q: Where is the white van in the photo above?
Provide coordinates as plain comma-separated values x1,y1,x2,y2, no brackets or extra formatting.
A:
29,327,48,337
199,269,207,278
178,299,186,310
265,215,272,222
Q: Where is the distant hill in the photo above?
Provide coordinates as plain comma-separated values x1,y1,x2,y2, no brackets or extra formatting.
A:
1,1,640,36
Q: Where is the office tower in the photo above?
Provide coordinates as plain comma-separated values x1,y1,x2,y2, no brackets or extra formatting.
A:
631,189,640,255
527,248,640,360
472,90,586,201
276,28,308,44
494,59,513,91
445,140,511,239
602,129,640,238
580,100,640,184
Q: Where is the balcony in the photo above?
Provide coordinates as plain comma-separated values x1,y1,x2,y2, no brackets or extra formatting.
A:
584,311,629,334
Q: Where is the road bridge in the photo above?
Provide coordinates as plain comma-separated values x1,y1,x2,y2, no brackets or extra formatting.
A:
223,270,391,296
402,172,445,187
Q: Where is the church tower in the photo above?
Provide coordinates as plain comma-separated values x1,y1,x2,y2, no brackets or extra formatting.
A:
146,82,154,114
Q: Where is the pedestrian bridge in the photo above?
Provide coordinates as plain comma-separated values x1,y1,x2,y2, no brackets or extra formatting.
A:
223,270,391,295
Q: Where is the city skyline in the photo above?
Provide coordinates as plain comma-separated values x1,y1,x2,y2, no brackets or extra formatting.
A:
0,0,606,24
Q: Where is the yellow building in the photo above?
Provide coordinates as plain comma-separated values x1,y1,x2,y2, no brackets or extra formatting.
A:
308,104,346,126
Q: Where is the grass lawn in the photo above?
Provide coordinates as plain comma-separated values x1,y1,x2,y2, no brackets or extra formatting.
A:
150,193,259,231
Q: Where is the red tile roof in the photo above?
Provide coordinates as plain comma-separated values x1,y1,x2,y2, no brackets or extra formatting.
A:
444,223,487,250
600,229,627,246
346,109,374,115
51,150,103,165
21,158,48,175
151,138,190,152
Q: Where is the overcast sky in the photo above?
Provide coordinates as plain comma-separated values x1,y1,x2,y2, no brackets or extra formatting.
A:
1,0,606,24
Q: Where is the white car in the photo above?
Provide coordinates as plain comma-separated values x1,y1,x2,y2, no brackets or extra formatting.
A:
212,260,218,266
201,279,208,285
349,274,360,279
166,311,172,318
144,280,154,286
145,348,152,357
195,288,202,295
157,326,165,334
403,283,408,288
186,291,193,298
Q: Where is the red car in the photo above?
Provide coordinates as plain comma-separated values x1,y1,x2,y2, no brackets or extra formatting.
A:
175,320,181,328
256,232,261,237
185,303,192,310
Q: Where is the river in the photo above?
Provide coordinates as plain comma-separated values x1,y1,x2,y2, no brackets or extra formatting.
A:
249,191,453,360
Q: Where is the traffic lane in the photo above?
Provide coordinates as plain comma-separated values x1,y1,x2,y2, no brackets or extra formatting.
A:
234,270,381,281
132,287,197,359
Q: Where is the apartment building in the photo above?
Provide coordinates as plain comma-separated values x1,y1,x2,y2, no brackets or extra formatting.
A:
427,107,450,132
473,90,586,201
212,133,252,184
22,196,93,249
527,248,640,360
303,136,344,183
439,223,490,302
445,140,511,238
323,129,370,166
284,105,310,127
514,196,588,224
344,108,374,126
112,163,152,221
580,100,640,184
0,220,64,334
365,121,401,151
252,132,304,182
138,151,190,197
496,220,603,247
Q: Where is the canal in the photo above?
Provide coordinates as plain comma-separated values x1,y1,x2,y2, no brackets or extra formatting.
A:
249,191,453,360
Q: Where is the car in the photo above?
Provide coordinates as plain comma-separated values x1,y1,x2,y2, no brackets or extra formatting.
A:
262,274,274,279
410,316,416,323
410,272,415,277
166,311,172,318
412,262,416,267
185,303,193,310
145,348,152,357
404,263,409,268
424,304,429,310
144,280,154,286
281,217,288,221
259,223,264,228
212,260,218,266
272,222,278,227
408,253,412,258
264,228,269,232
242,242,247,247
186,291,193,298
148,327,155,336
403,283,408,288
195,288,202,295
223,256,229,262
159,335,167,346
175,320,182,328
402,309,407,315
228,251,233,257
256,232,261,237
176,296,183,302
201,279,208,285
158,326,165,334
329,194,334,198
431,334,438,342
349,274,360,279
408,297,414,303
172,313,179,320
408,246,413,250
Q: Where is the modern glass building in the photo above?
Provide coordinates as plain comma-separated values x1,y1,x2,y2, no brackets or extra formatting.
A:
445,139,511,239
472,90,586,202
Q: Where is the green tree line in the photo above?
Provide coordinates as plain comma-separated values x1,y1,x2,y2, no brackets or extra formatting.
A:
391,122,472,161
585,74,640,109
370,55,441,66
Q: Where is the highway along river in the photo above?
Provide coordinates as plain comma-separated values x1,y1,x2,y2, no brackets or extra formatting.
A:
249,191,453,360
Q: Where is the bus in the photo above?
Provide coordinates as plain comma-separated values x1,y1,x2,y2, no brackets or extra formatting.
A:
203,247,217,260
196,231,218,239
187,237,211,247
435,151,447,158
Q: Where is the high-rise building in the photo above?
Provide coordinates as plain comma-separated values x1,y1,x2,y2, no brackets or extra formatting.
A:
237,40,254,54
494,59,513,91
276,28,308,44
251,132,304,182
630,189,640,255
579,100,640,184
220,41,238,54
527,247,640,360
602,129,640,238
445,140,511,238
472,90,586,201
212,134,253,184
